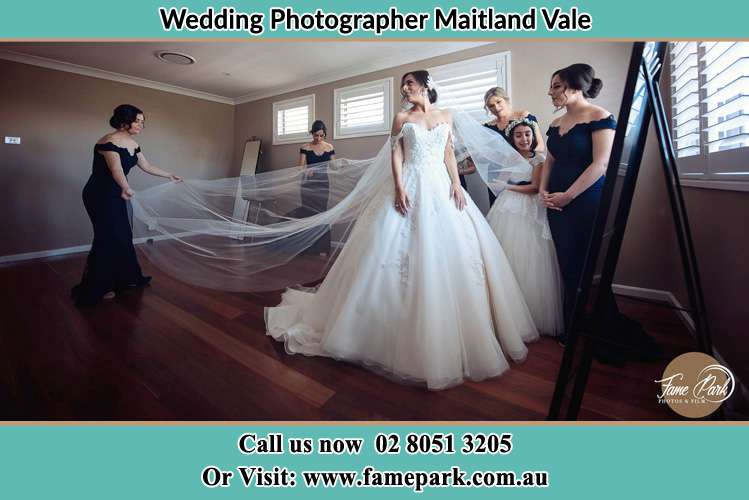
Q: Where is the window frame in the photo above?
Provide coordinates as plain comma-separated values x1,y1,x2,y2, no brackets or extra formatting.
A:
427,51,512,122
333,77,394,140
272,94,315,146
668,42,749,188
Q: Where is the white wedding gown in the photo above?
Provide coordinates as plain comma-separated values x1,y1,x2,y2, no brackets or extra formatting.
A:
265,122,539,389
486,153,564,336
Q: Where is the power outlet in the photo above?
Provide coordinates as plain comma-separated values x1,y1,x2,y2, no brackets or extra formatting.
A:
4,137,21,145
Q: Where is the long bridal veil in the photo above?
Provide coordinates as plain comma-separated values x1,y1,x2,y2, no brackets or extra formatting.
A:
130,108,531,292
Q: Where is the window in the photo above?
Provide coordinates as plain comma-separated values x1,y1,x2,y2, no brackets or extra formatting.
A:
334,78,393,139
272,94,314,145
428,52,511,121
669,42,749,183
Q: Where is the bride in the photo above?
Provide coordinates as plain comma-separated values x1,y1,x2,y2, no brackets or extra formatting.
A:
264,70,539,389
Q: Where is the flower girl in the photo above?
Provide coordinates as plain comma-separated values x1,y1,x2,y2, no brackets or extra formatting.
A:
486,118,564,336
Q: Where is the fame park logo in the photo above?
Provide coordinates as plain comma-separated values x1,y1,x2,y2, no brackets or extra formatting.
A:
655,352,735,418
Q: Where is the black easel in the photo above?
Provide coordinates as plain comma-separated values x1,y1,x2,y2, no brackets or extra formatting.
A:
547,42,713,420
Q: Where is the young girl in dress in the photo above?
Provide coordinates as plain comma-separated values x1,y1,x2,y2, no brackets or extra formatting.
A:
486,118,564,336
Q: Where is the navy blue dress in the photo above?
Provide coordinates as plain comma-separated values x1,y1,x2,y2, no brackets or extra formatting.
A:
546,115,617,333
300,148,335,255
481,114,539,205
73,142,150,306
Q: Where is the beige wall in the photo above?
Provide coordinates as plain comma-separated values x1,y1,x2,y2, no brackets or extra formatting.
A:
681,187,749,381
0,59,235,256
615,127,686,295
234,41,631,171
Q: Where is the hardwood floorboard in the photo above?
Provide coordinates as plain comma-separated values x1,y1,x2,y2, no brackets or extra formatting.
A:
0,253,697,420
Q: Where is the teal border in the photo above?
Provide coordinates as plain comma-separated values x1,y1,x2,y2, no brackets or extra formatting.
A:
1,424,745,498
2,1,749,39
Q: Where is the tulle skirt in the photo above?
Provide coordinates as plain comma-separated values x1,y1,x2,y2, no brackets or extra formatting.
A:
486,190,564,336
265,160,539,390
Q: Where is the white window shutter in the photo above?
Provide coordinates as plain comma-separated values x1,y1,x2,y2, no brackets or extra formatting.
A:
429,52,511,122
334,78,393,139
273,95,315,145
670,41,749,182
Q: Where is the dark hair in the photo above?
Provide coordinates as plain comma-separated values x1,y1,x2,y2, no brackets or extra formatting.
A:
310,119,327,137
109,104,143,129
507,121,538,155
552,64,603,99
401,70,438,104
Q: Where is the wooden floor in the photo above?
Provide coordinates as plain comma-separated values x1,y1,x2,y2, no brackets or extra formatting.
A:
0,251,696,421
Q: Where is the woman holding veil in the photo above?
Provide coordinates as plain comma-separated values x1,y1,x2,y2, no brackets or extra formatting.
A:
298,119,336,256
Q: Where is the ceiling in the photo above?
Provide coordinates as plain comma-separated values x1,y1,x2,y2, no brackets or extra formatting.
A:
0,42,490,104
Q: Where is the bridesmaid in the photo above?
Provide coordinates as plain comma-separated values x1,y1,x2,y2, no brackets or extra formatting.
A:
73,104,181,306
540,64,616,342
299,120,336,256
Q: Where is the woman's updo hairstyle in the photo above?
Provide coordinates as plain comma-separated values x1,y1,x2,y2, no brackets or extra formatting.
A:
401,70,438,104
553,64,603,99
310,119,327,136
109,104,143,129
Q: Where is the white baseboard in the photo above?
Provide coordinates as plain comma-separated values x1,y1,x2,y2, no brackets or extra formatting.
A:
2,231,335,266
611,283,696,335
613,282,749,418
0,233,190,265
0,244,92,264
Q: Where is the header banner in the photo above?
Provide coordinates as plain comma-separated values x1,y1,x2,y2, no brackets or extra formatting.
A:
2,1,748,39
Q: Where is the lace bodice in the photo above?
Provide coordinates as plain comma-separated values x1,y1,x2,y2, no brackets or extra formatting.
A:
398,122,450,167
